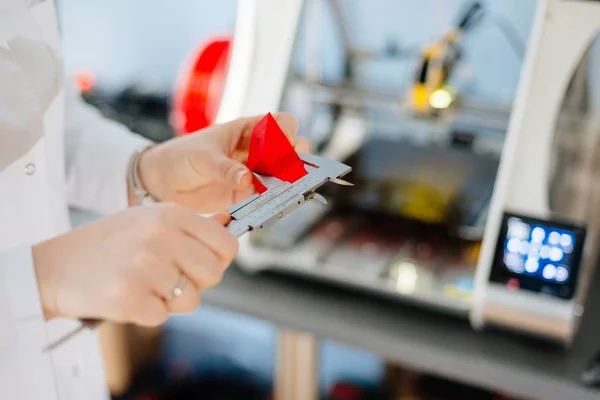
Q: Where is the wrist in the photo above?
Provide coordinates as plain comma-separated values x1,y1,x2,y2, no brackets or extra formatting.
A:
128,144,161,206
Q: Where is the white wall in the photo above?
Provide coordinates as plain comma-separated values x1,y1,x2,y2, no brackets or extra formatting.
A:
56,0,238,93
56,0,538,105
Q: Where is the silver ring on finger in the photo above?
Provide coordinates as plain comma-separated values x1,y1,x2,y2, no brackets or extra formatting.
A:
170,274,187,299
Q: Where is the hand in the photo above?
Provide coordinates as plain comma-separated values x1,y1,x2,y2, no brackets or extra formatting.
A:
32,203,238,326
136,113,310,213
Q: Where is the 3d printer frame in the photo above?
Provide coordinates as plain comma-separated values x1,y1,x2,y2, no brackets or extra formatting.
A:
215,0,600,346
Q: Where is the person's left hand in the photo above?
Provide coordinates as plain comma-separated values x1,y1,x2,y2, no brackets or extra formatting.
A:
136,113,310,213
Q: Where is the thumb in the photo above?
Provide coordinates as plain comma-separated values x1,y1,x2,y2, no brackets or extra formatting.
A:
203,152,252,189
210,211,232,226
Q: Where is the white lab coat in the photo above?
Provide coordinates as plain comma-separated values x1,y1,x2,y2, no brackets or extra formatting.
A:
0,0,152,398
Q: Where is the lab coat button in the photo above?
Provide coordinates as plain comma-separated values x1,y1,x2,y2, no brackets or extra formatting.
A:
24,162,36,175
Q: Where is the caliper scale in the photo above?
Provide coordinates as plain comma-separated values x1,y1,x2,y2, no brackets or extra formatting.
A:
227,152,352,238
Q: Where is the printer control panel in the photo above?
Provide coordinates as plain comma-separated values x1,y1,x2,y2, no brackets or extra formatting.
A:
488,212,586,300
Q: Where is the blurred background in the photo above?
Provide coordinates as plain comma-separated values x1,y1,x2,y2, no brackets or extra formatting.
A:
58,0,531,99
57,0,600,399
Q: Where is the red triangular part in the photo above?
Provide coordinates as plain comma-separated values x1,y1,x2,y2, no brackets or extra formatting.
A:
246,113,307,193
251,175,267,193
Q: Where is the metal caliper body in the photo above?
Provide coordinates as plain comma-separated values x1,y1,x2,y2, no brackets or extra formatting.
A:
226,152,352,238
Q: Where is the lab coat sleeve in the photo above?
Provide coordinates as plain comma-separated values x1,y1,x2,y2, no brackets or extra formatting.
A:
0,245,46,348
63,81,153,215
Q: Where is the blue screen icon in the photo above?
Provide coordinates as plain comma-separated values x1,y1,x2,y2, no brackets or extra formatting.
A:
503,217,575,284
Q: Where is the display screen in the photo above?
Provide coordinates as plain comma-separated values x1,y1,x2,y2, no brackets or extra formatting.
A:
489,212,586,300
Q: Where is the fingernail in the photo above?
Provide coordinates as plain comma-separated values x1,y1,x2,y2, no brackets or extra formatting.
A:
235,169,249,185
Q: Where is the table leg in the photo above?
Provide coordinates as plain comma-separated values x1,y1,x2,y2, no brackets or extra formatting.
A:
274,329,319,400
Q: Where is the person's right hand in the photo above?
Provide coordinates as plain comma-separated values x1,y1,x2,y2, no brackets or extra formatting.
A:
32,203,238,327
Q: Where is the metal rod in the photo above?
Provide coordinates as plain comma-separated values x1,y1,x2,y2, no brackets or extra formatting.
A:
327,0,353,58
289,77,512,124
43,319,104,352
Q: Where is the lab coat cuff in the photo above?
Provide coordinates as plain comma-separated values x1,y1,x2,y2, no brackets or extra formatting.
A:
67,129,152,216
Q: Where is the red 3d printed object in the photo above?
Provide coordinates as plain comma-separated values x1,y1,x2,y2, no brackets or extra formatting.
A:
246,113,308,193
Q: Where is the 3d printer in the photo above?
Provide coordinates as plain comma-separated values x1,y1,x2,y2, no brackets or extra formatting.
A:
206,0,600,346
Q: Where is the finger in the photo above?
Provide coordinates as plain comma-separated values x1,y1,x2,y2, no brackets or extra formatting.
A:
174,212,239,264
170,230,229,290
195,151,252,189
132,295,169,327
272,112,299,143
166,279,202,314
210,211,232,226
132,246,190,302
170,184,234,213
294,136,311,153
232,186,255,206
170,183,254,214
